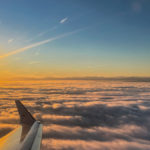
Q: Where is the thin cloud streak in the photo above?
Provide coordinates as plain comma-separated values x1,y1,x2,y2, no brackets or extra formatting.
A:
8,39,14,44
60,17,68,24
26,26,58,43
27,17,69,44
0,28,85,59
26,17,68,43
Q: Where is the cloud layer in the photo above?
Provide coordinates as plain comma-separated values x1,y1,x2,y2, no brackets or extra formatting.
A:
0,80,150,149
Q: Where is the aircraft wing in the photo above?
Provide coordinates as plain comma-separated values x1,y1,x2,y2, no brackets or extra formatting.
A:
0,100,43,150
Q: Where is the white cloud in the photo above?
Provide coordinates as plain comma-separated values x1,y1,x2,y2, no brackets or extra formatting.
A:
60,17,68,24
8,39,14,44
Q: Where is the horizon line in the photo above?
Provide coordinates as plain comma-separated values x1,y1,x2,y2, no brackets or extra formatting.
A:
3,76,150,82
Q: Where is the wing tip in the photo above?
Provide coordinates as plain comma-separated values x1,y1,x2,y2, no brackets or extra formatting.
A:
15,100,36,126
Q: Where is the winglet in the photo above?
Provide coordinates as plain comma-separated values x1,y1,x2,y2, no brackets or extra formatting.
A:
15,100,37,142
15,100,36,126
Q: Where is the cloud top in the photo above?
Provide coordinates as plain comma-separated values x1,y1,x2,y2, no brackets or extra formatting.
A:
1,80,150,149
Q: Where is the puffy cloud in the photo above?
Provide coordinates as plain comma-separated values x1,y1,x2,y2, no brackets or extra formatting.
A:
41,139,150,150
1,80,150,149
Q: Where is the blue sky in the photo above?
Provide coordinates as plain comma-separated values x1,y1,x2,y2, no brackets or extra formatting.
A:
0,0,150,78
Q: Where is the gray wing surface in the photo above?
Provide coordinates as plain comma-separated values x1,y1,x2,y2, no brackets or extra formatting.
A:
0,100,43,150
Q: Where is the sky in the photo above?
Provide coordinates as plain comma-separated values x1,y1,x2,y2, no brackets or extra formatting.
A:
0,0,150,80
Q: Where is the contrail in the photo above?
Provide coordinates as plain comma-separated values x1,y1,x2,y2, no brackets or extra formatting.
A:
25,26,58,43
0,28,84,59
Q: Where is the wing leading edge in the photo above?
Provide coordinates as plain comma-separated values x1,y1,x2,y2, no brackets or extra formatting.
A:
0,100,43,150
